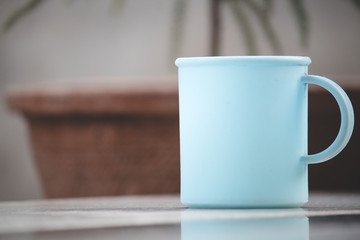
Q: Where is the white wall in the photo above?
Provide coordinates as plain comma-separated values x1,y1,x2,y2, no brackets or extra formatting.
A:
0,0,359,200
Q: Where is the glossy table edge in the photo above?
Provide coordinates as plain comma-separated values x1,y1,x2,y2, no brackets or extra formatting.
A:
0,193,359,234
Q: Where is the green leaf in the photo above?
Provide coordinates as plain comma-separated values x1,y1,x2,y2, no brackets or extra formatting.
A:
3,0,44,32
349,0,360,9
243,0,282,54
228,1,258,55
169,0,187,61
109,0,126,16
288,0,309,48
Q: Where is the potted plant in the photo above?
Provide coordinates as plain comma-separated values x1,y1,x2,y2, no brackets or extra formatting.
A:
7,81,181,198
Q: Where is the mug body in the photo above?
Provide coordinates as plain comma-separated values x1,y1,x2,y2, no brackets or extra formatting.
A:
176,56,312,208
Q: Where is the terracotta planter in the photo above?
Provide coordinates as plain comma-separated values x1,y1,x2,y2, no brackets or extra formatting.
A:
7,83,180,198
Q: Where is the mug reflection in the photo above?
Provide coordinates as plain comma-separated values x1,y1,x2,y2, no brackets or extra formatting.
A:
181,210,308,240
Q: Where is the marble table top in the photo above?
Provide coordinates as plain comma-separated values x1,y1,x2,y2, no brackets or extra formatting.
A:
0,192,360,239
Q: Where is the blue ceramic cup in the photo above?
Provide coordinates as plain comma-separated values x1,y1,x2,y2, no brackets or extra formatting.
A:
175,56,354,208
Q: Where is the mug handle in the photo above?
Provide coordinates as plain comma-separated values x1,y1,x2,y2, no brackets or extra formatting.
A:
300,75,354,164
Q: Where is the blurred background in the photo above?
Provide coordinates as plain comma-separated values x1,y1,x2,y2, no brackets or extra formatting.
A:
0,0,359,201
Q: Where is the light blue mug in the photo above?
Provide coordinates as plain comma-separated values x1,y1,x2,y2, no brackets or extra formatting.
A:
175,56,354,208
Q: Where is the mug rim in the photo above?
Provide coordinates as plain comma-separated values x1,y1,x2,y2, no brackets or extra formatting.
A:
175,56,311,67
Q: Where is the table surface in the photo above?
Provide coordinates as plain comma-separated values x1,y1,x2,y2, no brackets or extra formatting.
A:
0,193,360,240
